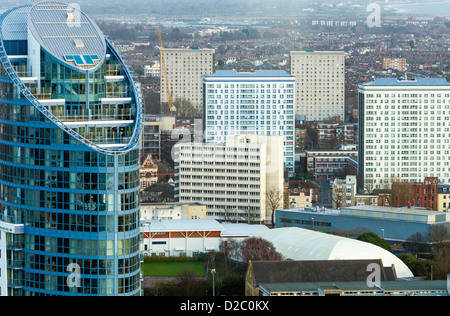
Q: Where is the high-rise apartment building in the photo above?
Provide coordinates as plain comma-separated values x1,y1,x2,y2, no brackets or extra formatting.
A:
160,48,214,110
290,50,346,121
203,70,295,174
0,2,142,296
174,134,284,224
358,78,450,193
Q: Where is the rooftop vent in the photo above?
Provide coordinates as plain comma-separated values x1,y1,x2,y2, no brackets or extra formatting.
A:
73,39,85,49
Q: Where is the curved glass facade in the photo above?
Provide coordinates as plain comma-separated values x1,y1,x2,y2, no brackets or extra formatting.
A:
0,2,142,296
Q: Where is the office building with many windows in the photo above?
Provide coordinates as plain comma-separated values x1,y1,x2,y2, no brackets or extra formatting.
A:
203,70,295,174
174,134,284,224
0,1,142,296
358,78,450,193
290,50,346,121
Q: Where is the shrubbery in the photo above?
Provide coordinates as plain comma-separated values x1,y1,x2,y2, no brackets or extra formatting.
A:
143,253,208,263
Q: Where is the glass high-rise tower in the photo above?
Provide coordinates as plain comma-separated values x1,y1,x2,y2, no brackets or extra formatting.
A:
0,2,142,296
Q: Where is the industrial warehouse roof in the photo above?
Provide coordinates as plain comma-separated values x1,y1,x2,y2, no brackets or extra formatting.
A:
362,78,450,86
253,227,414,279
27,1,106,71
342,205,450,224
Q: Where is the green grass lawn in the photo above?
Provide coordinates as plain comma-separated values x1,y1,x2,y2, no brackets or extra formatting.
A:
142,261,206,277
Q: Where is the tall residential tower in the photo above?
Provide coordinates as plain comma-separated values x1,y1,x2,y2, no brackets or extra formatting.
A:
358,78,450,193
290,50,346,121
160,48,214,111
0,2,142,296
202,70,295,174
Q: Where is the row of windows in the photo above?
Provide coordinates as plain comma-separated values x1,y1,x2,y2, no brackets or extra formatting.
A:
21,210,139,233
0,142,139,169
23,270,140,295
25,235,140,258
0,165,139,192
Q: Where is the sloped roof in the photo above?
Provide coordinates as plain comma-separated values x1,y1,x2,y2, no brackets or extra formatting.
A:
28,1,106,71
0,4,31,41
249,259,395,287
254,227,414,278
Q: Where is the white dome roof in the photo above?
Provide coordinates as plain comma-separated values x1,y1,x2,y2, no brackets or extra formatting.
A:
254,227,414,279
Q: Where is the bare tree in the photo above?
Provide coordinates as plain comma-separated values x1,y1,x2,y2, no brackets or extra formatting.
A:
172,97,201,119
240,207,260,224
405,232,426,258
218,208,239,223
390,182,415,208
426,224,449,254
266,188,283,228
331,184,347,209
176,267,198,296
378,177,413,207
432,247,450,280
219,239,240,271
239,237,283,263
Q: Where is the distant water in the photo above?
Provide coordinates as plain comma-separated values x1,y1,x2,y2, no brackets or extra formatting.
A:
388,1,450,16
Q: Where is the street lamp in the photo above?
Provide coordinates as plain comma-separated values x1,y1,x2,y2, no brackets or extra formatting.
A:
211,269,216,296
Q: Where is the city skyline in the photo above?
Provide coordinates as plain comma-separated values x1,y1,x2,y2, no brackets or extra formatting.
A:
0,0,448,299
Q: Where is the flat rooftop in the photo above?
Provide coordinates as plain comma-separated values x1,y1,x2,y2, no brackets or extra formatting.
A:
362,78,450,87
204,70,293,78
141,219,224,232
260,280,449,295
280,205,450,224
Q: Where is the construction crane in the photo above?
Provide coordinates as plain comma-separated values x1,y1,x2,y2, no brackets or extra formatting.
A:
158,30,176,116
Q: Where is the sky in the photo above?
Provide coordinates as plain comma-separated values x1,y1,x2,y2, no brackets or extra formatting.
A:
1,0,443,17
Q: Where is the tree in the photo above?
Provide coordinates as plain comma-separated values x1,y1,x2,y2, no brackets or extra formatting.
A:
300,125,318,149
172,98,201,119
266,188,283,228
405,232,426,258
331,184,347,209
426,224,449,254
218,208,237,223
432,247,450,280
239,237,283,263
356,232,392,253
176,267,199,296
219,239,240,272
396,254,431,279
240,206,260,224
379,178,414,207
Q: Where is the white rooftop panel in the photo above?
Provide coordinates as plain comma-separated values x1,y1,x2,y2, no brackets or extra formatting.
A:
254,227,414,279
221,223,269,237
27,1,106,71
